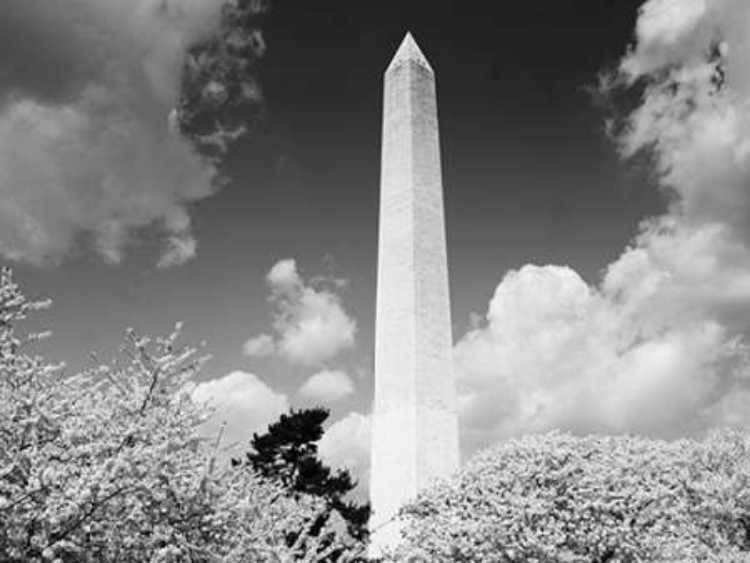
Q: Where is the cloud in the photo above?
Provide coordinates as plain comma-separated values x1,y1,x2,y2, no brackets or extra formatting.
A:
319,412,371,501
242,333,275,357
298,370,355,403
0,0,265,266
266,256,300,288
191,370,289,456
455,0,750,455
244,259,357,366
620,0,750,85
157,232,199,269
455,266,744,452
175,0,268,160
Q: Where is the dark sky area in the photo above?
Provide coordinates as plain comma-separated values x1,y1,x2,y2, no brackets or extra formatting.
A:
210,0,660,382
226,0,658,293
6,1,661,420
226,0,660,300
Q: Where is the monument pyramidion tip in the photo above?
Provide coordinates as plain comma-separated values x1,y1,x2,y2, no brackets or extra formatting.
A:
386,31,433,73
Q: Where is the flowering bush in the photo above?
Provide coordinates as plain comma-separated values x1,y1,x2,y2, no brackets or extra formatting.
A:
0,268,364,562
389,431,750,562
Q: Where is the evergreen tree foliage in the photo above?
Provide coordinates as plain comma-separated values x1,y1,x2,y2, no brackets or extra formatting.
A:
234,407,370,542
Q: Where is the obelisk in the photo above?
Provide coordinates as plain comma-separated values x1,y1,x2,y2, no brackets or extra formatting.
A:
370,32,459,554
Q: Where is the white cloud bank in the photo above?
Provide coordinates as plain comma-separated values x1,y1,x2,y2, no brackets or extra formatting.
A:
455,0,750,455
319,412,371,501
298,369,355,403
191,370,289,456
244,259,357,366
0,0,259,266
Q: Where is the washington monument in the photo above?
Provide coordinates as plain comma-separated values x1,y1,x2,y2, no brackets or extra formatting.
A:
370,33,460,552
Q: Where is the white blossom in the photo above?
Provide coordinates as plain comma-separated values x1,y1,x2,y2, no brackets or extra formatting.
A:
389,430,750,562
0,268,364,562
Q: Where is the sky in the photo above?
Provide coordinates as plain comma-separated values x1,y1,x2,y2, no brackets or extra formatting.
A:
1,0,749,495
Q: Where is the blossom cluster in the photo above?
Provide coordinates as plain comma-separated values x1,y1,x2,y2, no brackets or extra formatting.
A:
0,268,364,562
389,430,750,562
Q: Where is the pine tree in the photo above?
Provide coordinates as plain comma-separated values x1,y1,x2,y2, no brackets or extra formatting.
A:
233,407,370,543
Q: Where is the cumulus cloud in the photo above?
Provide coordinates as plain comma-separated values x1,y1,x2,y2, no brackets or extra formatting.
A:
191,370,288,456
319,412,371,501
242,333,275,357
157,232,199,269
455,266,744,451
455,0,750,454
244,259,357,366
0,0,265,266
298,369,355,403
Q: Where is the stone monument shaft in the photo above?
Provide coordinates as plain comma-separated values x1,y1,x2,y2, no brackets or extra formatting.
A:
370,32,459,551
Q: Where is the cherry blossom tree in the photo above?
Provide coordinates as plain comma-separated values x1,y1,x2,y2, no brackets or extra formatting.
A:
0,268,364,562
388,430,750,562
